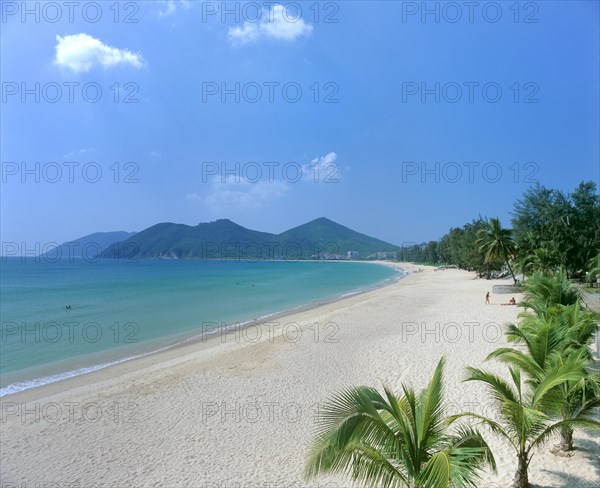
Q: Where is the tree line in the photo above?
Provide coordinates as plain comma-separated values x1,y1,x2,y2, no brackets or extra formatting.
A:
397,181,600,284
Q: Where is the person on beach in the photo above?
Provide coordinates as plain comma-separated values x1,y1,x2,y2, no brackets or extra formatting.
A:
501,297,516,306
485,292,490,304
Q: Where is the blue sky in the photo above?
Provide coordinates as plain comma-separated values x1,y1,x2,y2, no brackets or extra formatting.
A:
1,0,599,249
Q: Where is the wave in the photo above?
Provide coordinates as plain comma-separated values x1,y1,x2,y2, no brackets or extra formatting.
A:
0,344,173,397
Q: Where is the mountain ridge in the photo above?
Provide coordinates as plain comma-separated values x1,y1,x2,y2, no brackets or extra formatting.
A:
96,217,399,260
42,231,137,259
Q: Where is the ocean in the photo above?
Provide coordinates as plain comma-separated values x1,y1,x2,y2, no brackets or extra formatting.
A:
0,258,401,396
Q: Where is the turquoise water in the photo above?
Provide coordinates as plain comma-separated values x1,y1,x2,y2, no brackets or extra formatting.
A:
0,258,400,395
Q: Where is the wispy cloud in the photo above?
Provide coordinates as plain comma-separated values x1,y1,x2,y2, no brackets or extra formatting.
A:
63,147,94,159
228,4,313,45
157,0,191,17
191,152,339,211
302,152,339,182
55,34,144,73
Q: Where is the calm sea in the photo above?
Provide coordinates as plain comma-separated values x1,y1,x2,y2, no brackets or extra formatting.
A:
0,258,401,396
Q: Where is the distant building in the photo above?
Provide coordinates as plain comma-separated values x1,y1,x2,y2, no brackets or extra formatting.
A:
347,251,359,260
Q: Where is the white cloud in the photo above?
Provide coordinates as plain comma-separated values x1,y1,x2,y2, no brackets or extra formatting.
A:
55,34,144,73
302,152,340,182
228,4,313,45
229,23,260,44
157,0,191,17
191,152,338,210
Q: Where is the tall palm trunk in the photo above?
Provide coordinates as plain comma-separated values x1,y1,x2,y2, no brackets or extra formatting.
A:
512,453,529,488
506,257,517,284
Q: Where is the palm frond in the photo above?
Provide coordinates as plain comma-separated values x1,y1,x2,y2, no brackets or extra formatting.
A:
464,367,519,405
528,418,600,454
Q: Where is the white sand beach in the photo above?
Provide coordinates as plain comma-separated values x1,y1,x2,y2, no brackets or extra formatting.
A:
1,264,598,487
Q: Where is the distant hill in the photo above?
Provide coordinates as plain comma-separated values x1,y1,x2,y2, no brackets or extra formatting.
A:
278,218,399,258
43,231,136,259
100,218,399,260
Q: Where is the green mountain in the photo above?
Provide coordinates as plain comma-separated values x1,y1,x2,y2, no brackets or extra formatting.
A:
278,218,398,258
100,217,399,260
42,231,136,259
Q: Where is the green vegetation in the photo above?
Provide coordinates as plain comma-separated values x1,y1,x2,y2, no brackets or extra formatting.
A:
306,273,600,488
455,358,592,488
305,358,496,488
586,254,600,286
476,217,517,284
100,217,399,260
513,182,600,280
277,217,399,259
397,181,600,283
492,272,600,454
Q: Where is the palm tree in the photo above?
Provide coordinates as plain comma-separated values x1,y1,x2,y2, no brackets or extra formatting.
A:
550,304,600,452
305,358,496,487
476,218,517,284
491,301,600,452
503,303,598,364
487,312,600,451
513,233,549,279
450,360,599,488
518,269,583,319
555,366,600,451
514,232,537,275
518,247,555,276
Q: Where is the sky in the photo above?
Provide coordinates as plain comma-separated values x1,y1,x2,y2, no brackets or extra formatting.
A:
1,0,599,251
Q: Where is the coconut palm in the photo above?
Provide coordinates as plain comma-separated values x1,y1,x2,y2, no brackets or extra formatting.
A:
518,269,583,318
548,305,600,452
513,232,537,277
555,367,600,451
512,301,598,356
490,302,600,452
518,247,556,277
487,310,600,451
451,360,599,488
305,358,496,487
476,218,517,284
521,273,600,453
513,233,557,278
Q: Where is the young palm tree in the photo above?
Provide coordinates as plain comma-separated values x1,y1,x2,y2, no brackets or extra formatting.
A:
305,358,496,487
450,360,599,488
476,218,517,284
490,303,600,452
520,269,582,310
511,301,597,357
549,304,600,451
555,367,600,451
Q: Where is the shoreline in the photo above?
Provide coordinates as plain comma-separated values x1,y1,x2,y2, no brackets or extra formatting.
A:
2,263,597,487
1,260,405,401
